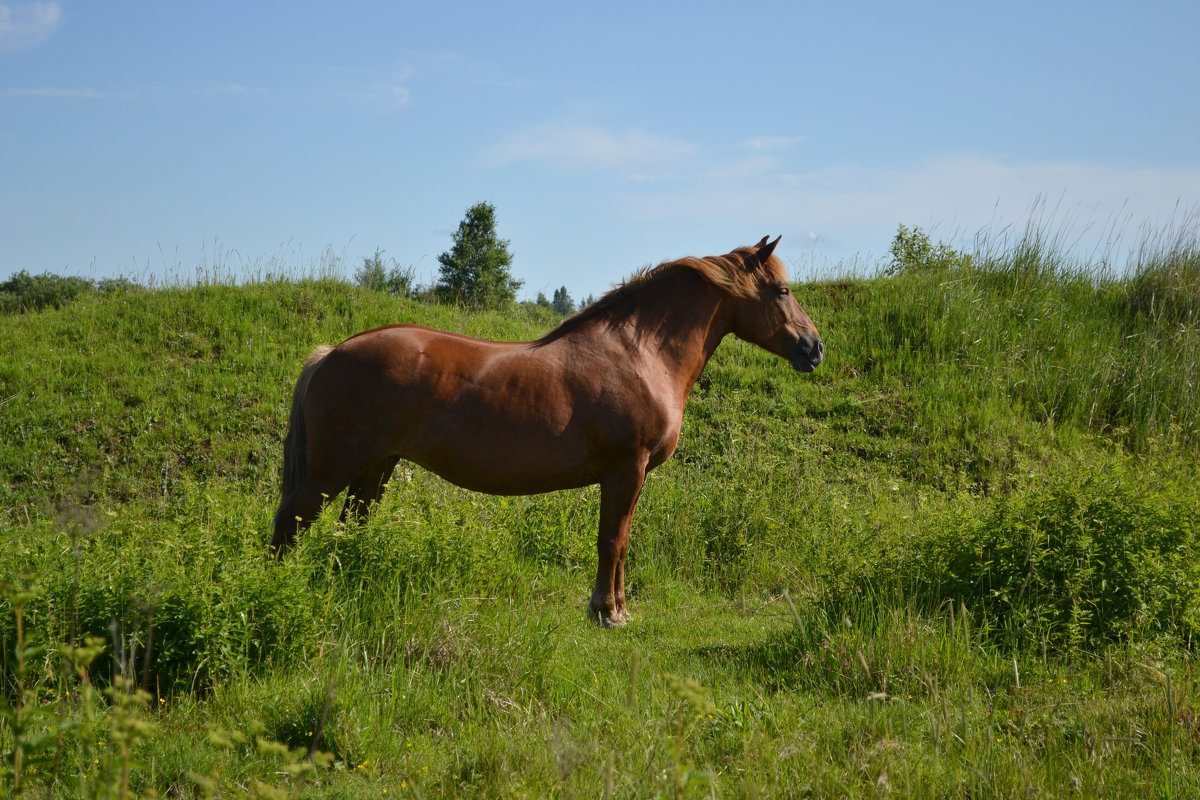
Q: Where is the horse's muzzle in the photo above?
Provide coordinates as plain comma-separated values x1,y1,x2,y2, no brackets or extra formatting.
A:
791,337,824,372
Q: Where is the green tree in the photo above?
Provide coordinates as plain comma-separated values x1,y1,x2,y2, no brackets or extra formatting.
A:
435,202,522,309
551,286,575,315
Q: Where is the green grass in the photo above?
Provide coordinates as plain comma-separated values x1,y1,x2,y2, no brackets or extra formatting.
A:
2,226,1200,797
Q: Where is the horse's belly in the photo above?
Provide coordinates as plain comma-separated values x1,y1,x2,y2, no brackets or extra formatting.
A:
406,434,597,496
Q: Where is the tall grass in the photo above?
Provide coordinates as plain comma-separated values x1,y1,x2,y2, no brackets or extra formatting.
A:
853,222,1200,461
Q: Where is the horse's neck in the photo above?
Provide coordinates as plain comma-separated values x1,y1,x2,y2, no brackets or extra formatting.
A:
611,273,732,391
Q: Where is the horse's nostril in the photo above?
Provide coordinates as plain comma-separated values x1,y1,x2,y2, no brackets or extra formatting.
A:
813,338,825,362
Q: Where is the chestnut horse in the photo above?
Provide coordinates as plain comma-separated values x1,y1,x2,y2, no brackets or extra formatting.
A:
271,236,823,626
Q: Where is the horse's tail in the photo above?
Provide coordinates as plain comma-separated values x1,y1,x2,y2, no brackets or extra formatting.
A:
280,344,334,504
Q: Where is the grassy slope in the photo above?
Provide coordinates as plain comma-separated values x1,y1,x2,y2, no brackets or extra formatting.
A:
2,235,1200,798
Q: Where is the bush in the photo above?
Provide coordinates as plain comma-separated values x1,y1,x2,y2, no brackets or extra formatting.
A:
0,270,95,313
355,249,416,297
3,516,321,695
885,225,972,275
0,271,139,313
895,464,1200,650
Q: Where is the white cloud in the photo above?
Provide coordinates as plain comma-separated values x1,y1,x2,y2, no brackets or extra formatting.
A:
492,125,695,177
744,136,802,152
2,84,267,100
1,86,95,97
199,83,266,97
488,118,1200,263
0,2,61,52
353,80,410,108
783,156,1200,239
346,67,413,108
0,86,140,99
622,154,1200,262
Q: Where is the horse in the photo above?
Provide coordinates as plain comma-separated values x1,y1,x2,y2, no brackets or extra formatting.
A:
271,236,823,627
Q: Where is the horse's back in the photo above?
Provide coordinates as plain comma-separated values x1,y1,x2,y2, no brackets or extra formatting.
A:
331,323,561,406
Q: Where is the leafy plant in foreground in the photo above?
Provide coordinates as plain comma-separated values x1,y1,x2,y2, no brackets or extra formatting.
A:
899,466,1200,649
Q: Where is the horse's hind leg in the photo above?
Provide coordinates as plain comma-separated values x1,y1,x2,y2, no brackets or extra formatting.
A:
271,478,339,554
341,456,402,524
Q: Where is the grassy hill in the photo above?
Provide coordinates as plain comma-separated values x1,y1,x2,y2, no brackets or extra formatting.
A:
2,227,1199,797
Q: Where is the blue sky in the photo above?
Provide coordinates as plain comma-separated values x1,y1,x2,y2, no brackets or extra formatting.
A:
2,1,1199,300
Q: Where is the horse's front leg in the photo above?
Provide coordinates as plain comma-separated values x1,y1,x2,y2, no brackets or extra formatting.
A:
589,464,646,627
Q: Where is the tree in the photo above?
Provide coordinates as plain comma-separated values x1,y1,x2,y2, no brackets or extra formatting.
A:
551,286,575,315
435,202,522,309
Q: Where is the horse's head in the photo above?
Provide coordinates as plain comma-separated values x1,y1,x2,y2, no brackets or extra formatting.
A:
728,236,824,372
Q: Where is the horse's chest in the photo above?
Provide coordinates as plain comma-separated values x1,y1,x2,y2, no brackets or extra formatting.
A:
640,398,684,467
647,425,682,469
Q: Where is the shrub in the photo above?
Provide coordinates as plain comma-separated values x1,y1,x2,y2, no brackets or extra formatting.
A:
0,270,95,313
0,271,139,313
885,225,972,275
355,249,416,297
896,464,1200,650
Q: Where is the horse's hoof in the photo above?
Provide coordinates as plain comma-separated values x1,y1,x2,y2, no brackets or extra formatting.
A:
588,601,628,628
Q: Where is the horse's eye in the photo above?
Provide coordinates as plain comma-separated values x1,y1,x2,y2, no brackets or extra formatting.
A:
778,286,790,296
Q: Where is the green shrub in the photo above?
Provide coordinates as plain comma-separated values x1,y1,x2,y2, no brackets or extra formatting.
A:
354,249,416,297
885,224,973,275
0,270,96,313
897,463,1200,650
0,270,140,313
3,513,321,696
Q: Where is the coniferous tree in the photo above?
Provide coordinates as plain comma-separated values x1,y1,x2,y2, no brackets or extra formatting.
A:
551,286,575,315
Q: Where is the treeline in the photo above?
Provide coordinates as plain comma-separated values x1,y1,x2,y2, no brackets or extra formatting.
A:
3,201,593,316
353,201,591,314
353,247,589,316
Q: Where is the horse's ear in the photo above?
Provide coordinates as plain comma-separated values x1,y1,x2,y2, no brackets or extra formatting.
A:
754,236,770,248
756,235,781,263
